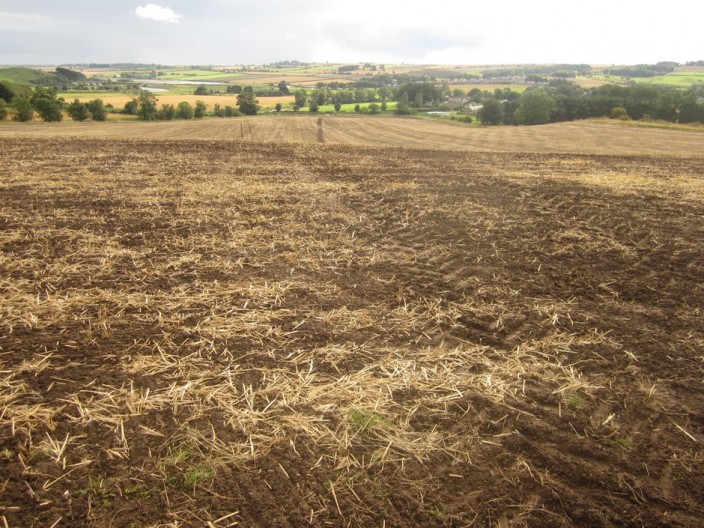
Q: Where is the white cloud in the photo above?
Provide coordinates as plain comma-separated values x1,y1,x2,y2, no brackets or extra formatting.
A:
285,33,296,39
135,4,182,24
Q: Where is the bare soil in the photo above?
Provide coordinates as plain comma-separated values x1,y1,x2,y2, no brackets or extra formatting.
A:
1,134,703,527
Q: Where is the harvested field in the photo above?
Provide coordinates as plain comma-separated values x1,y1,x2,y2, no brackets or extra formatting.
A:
0,124,703,527
2,115,704,156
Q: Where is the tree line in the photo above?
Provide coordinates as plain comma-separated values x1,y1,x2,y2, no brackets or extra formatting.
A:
476,82,704,125
0,87,262,122
2,80,702,126
120,91,260,120
2,87,108,122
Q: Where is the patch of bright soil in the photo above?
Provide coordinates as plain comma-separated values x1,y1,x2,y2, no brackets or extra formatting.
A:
1,138,703,527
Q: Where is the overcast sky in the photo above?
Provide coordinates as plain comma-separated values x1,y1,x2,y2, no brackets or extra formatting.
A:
1,1,702,66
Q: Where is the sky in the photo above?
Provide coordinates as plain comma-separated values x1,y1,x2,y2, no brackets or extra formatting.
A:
0,1,702,66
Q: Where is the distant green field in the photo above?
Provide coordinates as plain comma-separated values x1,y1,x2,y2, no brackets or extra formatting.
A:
281,65,341,74
594,72,704,87
157,69,240,81
633,73,704,86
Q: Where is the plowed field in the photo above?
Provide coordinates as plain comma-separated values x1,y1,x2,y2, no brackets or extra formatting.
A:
1,122,703,527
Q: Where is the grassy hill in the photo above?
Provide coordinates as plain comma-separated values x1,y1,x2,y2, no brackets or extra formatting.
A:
0,67,51,84
0,66,87,85
0,79,34,102
0,66,88,102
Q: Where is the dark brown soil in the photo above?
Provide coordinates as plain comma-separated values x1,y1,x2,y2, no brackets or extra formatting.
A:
1,137,703,527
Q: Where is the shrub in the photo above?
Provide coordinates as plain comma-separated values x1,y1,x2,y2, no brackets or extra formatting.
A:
224,106,240,117
12,98,33,121
33,97,63,122
157,104,176,120
123,99,138,115
67,99,90,121
176,101,194,119
86,99,108,121
611,107,629,120
194,100,207,118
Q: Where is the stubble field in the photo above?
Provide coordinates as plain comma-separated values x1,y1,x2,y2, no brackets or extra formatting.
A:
1,118,703,527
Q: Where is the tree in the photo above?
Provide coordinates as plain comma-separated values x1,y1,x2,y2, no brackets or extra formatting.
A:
31,87,63,122
294,90,307,108
610,107,629,120
157,104,176,120
194,100,207,118
194,85,208,96
33,97,63,121
212,104,225,117
277,81,290,95
515,90,555,125
396,92,411,115
309,102,319,113
477,98,504,125
334,102,341,112
368,103,380,114
137,92,158,121
413,92,423,107
0,99,6,121
123,99,139,115
275,102,283,112
678,91,704,123
314,90,327,106
12,98,33,121
177,101,194,119
224,106,239,117
468,88,483,103
67,99,90,121
236,91,259,115
354,104,361,113
380,101,387,111
86,99,107,121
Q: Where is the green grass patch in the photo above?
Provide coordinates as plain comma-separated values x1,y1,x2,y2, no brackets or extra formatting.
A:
563,391,585,409
633,73,704,87
183,464,215,487
601,436,631,450
347,409,391,432
77,475,117,504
